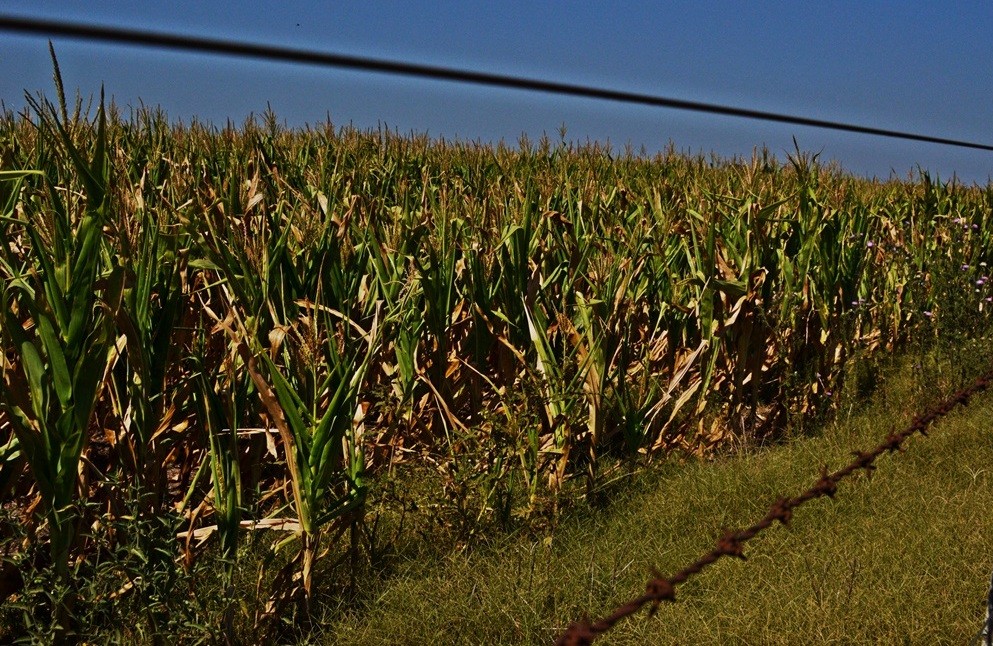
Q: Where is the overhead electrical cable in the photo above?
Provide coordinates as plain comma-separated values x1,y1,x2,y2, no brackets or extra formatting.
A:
1,14,992,152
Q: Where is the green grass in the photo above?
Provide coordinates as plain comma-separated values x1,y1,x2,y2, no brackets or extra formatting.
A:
315,350,993,644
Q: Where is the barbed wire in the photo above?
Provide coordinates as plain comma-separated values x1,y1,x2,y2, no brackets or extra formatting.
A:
1,14,993,152
555,368,993,645
977,567,993,645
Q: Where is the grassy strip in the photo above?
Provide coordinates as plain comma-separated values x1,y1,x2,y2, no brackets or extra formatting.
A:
319,350,993,644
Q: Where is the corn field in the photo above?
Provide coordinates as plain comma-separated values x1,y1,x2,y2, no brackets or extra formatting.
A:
2,78,993,639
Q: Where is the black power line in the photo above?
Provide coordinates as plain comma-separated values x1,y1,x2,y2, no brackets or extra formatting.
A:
2,13,992,153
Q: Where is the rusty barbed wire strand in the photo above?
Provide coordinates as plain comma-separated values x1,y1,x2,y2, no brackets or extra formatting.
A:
555,368,993,645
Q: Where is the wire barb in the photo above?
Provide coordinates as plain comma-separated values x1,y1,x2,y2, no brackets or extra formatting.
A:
768,498,794,527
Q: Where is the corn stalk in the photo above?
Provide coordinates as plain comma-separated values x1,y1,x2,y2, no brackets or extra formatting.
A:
0,92,119,586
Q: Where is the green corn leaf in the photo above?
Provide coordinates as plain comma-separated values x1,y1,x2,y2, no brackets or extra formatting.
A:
35,313,71,408
19,338,48,423
309,374,350,472
0,170,45,182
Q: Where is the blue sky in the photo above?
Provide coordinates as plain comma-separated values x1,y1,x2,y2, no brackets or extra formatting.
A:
1,2,991,182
